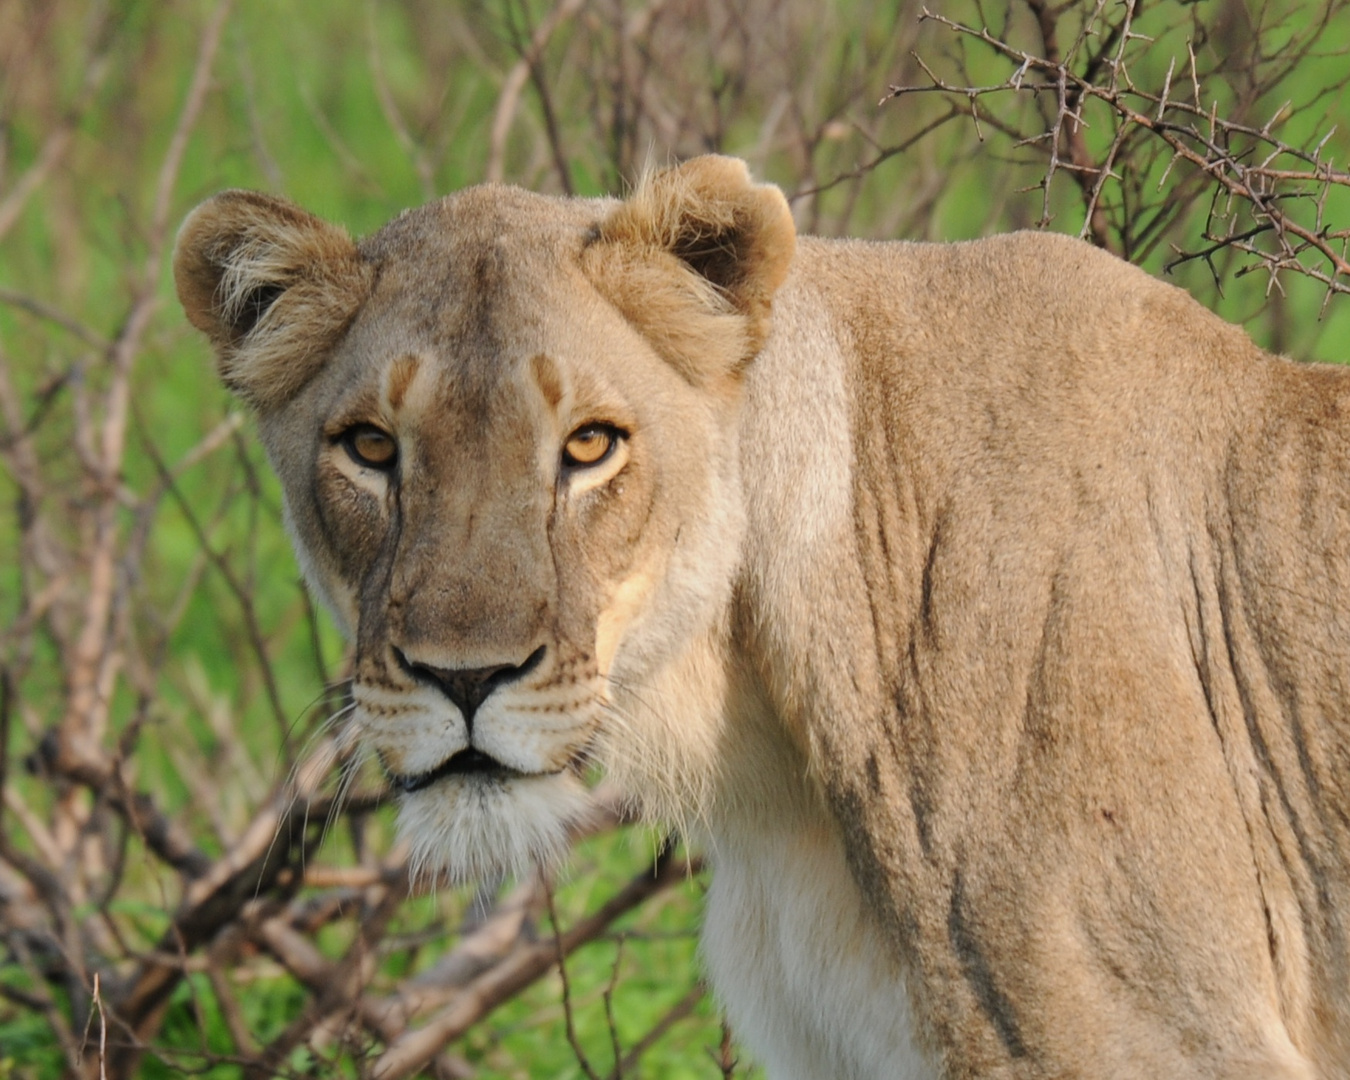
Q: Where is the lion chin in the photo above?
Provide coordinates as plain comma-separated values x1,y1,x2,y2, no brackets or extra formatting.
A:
395,771,594,885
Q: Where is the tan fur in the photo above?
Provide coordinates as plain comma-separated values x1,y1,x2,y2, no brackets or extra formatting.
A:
176,158,1350,1077
582,156,795,387
173,190,371,410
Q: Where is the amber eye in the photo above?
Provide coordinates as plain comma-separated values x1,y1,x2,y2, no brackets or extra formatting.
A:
342,425,398,470
562,424,619,468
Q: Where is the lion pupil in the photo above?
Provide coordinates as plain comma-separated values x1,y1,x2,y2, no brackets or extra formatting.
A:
355,431,394,465
567,430,609,464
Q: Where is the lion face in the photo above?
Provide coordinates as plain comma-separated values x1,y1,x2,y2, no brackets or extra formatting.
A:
174,159,796,878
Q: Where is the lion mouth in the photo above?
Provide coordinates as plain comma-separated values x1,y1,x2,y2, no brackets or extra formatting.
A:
390,747,522,794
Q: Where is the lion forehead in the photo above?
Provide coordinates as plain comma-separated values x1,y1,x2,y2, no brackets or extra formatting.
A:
329,208,638,414
355,186,606,307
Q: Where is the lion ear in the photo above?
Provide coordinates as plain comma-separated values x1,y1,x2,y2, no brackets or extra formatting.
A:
173,190,371,411
584,155,797,386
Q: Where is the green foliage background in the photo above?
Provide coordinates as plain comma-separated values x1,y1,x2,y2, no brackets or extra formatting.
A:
1,1,1348,1076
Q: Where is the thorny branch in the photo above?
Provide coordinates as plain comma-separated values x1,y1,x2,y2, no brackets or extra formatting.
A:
886,2,1350,300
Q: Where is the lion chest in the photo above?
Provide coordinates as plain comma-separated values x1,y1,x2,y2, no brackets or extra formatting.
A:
700,819,936,1080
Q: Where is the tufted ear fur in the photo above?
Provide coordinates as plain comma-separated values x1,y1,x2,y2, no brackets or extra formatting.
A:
582,155,797,386
173,190,371,411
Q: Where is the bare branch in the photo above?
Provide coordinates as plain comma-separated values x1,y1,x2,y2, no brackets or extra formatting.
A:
0,10,116,243
883,3,1350,293
546,876,603,1080
605,982,704,1080
370,851,702,1080
487,0,588,187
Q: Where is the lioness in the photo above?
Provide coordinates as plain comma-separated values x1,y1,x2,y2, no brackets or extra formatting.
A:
175,156,1350,1078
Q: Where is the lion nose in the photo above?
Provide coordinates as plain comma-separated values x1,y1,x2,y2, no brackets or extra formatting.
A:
393,645,545,729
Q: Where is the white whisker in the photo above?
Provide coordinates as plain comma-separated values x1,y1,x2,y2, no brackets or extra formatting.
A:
255,698,362,899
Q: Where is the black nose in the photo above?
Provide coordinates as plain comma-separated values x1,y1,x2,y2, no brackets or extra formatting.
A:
394,645,545,729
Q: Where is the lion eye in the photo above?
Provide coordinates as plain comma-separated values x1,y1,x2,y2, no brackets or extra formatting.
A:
562,425,618,468
343,426,399,470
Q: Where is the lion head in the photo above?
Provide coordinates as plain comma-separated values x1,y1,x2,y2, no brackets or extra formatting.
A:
174,157,796,879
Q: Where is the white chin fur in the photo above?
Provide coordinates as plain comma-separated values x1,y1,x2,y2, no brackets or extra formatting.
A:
397,771,593,884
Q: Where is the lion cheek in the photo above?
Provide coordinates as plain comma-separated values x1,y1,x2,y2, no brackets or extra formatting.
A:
594,564,663,679
277,493,361,639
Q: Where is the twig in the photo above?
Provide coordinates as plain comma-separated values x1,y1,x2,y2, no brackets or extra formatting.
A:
546,876,602,1080
0,10,116,243
371,852,702,1080
604,981,703,1080
95,972,109,1080
713,1018,738,1078
885,5,1350,292
0,289,109,350
7,927,83,1072
136,413,292,751
792,105,966,202
365,0,436,199
246,876,409,1079
486,0,588,186
55,0,236,831
603,934,626,1078
105,768,347,1077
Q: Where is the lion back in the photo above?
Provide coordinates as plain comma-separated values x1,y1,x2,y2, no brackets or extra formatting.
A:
748,230,1350,1070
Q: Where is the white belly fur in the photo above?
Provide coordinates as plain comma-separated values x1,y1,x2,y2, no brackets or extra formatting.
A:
701,819,938,1080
